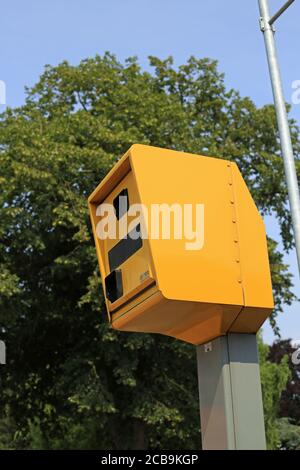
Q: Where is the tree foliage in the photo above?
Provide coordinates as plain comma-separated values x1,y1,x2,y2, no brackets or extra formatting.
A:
277,418,300,450
258,337,291,449
268,339,300,449
0,54,299,449
269,339,300,424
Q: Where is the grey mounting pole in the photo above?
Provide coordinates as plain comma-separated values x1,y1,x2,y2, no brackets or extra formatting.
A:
258,0,300,276
197,334,266,450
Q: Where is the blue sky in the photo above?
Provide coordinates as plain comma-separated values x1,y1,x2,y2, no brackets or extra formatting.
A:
0,0,299,343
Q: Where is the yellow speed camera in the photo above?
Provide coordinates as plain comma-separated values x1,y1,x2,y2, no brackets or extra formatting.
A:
88,144,273,345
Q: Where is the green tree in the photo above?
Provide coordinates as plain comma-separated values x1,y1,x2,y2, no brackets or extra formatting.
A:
269,339,300,424
258,337,290,449
268,339,300,449
0,54,298,449
277,418,300,450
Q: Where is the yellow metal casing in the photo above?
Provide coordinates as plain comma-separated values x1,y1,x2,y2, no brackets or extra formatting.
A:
88,144,274,345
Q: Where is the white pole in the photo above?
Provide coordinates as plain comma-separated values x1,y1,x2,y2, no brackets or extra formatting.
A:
258,0,300,276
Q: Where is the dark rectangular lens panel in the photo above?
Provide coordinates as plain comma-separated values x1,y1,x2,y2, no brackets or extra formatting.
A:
105,270,123,303
113,188,129,220
108,224,142,271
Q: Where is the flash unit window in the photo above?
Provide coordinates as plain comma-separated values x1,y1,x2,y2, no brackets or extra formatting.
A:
108,224,142,271
113,188,129,220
